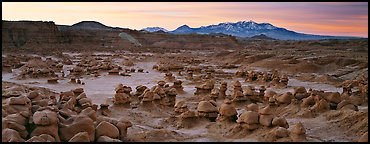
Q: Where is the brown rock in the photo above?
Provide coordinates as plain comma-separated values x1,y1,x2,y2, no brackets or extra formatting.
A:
197,101,218,113
237,111,259,124
96,121,120,139
277,92,293,104
97,136,122,142
272,117,289,129
218,100,237,117
2,128,25,142
264,90,277,99
337,99,351,110
116,118,132,140
301,96,316,108
293,87,307,94
68,132,90,142
33,109,58,126
59,108,96,141
291,122,306,135
273,127,289,138
27,91,40,99
259,105,273,115
259,114,274,127
326,92,342,104
8,95,31,105
311,99,329,112
247,103,259,112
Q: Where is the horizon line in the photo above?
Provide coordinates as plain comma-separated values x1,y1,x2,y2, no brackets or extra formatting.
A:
2,19,368,38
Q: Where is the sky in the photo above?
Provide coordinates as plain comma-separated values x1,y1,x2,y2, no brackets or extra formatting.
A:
2,2,368,37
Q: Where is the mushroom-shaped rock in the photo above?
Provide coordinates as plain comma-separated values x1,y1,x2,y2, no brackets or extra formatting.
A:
291,122,306,135
95,121,120,139
116,118,132,140
247,103,259,112
3,90,23,98
293,87,309,100
243,87,255,96
219,100,237,116
27,91,40,100
326,92,342,104
301,95,316,108
293,87,306,94
59,108,96,141
8,95,31,105
268,97,277,106
233,90,246,101
290,122,307,141
311,99,329,112
69,132,90,142
76,92,87,100
158,80,166,87
167,88,177,96
2,128,25,142
142,91,154,102
174,101,188,114
259,114,274,127
237,111,259,124
135,85,148,96
197,101,218,113
258,105,274,115
33,109,58,126
73,88,84,96
264,90,277,99
272,127,290,138
197,101,218,119
237,111,259,130
341,104,358,111
115,84,124,93
113,93,131,105
234,80,242,87
179,110,196,119
272,117,289,129
78,98,92,108
277,92,293,105
337,99,356,110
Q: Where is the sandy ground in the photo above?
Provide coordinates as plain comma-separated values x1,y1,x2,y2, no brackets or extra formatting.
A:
2,50,368,142
2,38,368,143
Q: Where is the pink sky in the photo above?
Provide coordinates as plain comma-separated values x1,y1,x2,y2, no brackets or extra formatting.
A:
2,2,368,37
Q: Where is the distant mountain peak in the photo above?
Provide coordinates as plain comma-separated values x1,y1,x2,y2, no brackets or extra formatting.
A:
71,21,111,30
141,27,168,32
178,24,191,29
250,34,276,40
238,20,256,23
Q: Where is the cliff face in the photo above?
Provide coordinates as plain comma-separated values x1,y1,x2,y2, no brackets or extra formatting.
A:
2,20,240,51
2,21,62,48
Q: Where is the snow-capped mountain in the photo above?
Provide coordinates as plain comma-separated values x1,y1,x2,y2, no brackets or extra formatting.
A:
169,20,358,40
141,27,168,32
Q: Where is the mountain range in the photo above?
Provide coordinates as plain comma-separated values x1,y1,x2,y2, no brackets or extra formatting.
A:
143,20,360,40
60,20,360,40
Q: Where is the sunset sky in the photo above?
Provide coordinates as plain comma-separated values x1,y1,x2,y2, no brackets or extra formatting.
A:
2,2,368,37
